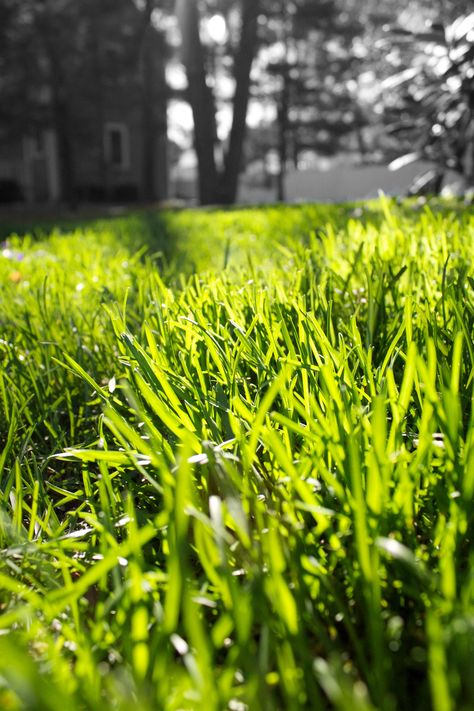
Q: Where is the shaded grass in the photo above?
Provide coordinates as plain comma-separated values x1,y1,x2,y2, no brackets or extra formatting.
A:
1,197,471,272
0,197,474,710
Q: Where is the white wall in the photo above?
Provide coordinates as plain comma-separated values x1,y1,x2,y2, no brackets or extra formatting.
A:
285,161,438,202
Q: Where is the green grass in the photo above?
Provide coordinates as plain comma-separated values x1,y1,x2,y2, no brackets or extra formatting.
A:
0,197,474,710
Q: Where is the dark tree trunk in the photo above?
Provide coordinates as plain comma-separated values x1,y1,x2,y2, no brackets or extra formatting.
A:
176,0,260,205
153,26,169,202
176,0,218,204
90,5,109,200
35,7,75,205
52,96,75,205
155,95,169,202
218,0,260,204
141,23,157,202
46,44,75,205
277,71,289,203
463,104,474,190
134,0,169,203
276,0,289,203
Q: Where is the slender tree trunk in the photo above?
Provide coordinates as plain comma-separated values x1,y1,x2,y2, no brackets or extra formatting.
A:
47,43,75,205
141,22,156,202
91,4,109,200
176,0,218,204
35,7,75,205
218,0,260,204
276,78,289,203
155,67,169,202
52,96,75,205
132,0,168,203
276,0,289,203
464,105,474,190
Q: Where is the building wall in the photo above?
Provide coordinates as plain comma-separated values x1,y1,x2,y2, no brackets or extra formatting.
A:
22,131,60,202
0,141,24,186
73,109,142,201
0,0,167,204
0,132,60,203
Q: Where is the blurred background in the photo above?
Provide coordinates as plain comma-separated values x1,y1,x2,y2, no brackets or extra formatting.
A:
0,0,473,208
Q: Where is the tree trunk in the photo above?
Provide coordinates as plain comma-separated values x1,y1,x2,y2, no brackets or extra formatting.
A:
277,71,289,203
46,44,75,205
90,4,109,200
218,0,260,204
463,105,474,190
35,7,75,206
52,96,75,205
155,63,169,203
141,23,157,202
176,0,260,205
176,0,218,204
276,0,289,203
132,0,168,203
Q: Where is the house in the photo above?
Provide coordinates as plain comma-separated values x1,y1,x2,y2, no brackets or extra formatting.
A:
0,128,60,204
0,0,168,205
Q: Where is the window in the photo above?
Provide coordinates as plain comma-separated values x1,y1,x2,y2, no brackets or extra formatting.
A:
104,122,130,170
30,129,46,158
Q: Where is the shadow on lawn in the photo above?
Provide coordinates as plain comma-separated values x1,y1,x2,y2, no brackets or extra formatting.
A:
1,197,471,274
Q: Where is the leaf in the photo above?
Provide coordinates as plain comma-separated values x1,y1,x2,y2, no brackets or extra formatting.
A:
384,23,446,44
376,537,430,583
54,354,110,400
388,152,422,172
381,67,418,91
447,12,474,44
386,122,420,136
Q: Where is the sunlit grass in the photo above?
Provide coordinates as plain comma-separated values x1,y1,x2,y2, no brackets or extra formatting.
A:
0,197,473,710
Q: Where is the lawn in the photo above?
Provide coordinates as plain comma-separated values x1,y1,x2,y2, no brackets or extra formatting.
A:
0,197,473,710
